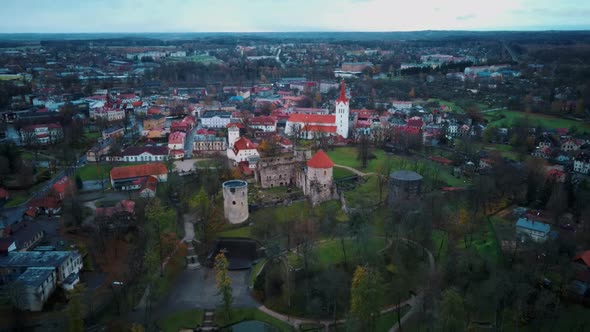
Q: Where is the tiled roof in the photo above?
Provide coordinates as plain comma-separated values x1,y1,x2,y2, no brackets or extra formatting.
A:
168,131,186,144
110,163,167,180
302,125,337,133
122,146,168,156
250,116,277,126
233,137,256,152
307,149,334,168
287,113,335,124
52,176,70,194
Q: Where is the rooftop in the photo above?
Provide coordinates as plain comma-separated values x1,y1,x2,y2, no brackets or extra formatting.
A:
516,218,550,234
16,267,55,287
307,149,334,169
0,251,79,269
390,170,423,181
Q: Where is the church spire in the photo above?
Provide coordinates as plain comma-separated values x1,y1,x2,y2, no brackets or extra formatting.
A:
336,80,348,104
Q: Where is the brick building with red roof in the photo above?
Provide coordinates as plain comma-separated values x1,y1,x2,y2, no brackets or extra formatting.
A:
110,163,168,190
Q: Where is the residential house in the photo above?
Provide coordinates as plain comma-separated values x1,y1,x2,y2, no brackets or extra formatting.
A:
250,116,278,132
574,153,590,174
516,218,550,242
51,177,71,201
110,163,168,190
20,123,63,146
13,267,57,311
143,114,166,130
200,111,232,128
562,138,585,152
102,126,125,140
90,107,125,122
168,131,186,159
120,146,168,162
193,135,227,154
227,136,259,164
86,138,114,162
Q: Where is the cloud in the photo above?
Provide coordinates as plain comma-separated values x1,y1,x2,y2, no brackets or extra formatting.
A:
456,14,476,21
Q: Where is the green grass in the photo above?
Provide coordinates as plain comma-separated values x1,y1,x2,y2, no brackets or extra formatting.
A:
344,176,384,207
426,98,465,113
289,237,386,269
84,131,101,140
457,219,501,266
479,143,521,160
432,229,449,265
157,309,204,332
217,225,253,238
214,308,295,331
376,305,411,332
485,110,590,132
249,259,267,287
333,167,356,180
75,164,112,181
326,147,387,173
4,192,28,207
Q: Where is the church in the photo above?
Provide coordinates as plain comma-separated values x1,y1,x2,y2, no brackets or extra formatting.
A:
285,81,350,139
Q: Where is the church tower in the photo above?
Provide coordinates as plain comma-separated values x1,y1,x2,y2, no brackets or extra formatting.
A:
335,81,349,139
228,124,240,149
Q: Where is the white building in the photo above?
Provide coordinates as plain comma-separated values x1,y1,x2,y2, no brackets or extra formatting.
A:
200,111,232,128
228,125,240,149
227,136,259,164
249,116,277,132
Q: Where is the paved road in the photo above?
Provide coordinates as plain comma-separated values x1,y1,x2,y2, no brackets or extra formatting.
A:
130,268,258,326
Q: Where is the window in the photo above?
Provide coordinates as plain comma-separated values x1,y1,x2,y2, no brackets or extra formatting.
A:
232,201,236,205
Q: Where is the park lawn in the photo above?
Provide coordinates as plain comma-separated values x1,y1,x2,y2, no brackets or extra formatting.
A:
214,308,295,331
426,98,465,113
216,225,253,238
289,237,386,269
157,309,204,332
457,223,501,266
327,147,387,172
376,305,411,332
84,131,101,140
4,192,28,207
75,164,111,181
485,110,590,132
333,167,356,180
344,176,383,207
480,143,521,160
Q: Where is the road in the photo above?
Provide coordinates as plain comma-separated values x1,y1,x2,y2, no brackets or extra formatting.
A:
1,153,87,225
183,124,198,158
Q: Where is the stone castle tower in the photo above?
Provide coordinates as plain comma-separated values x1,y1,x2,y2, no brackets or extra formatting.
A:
300,149,336,206
222,180,249,224
335,81,349,139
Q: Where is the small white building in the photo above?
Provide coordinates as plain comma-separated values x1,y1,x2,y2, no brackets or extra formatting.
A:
516,218,550,243
227,136,259,164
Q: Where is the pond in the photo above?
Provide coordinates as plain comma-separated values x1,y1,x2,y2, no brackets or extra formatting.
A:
222,320,280,332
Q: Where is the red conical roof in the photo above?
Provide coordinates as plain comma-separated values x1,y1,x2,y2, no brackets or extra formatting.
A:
307,149,334,168
336,80,348,104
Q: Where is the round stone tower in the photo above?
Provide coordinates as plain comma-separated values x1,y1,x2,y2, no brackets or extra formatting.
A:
222,180,249,224
388,170,423,205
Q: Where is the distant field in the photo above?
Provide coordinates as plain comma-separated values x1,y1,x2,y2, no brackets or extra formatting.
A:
166,55,222,64
486,110,590,132
426,98,465,113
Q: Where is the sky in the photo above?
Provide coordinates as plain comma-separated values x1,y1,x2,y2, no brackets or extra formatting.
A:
0,0,589,33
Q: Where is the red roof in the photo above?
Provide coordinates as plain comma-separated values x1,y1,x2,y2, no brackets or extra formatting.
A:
307,150,334,168
288,113,335,124
407,117,424,128
168,131,186,144
233,136,256,153
574,251,590,267
132,100,143,107
302,125,337,133
52,176,71,195
0,188,9,200
336,80,348,104
250,116,277,126
429,156,453,165
110,163,167,180
147,107,162,115
226,123,244,129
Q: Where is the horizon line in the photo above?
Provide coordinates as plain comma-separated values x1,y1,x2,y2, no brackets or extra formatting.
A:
1,28,590,35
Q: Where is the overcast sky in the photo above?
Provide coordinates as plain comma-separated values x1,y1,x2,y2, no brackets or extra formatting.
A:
0,0,588,33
